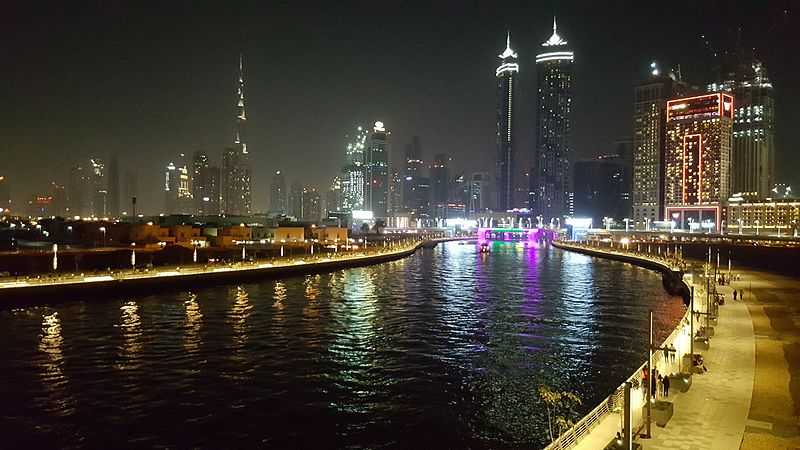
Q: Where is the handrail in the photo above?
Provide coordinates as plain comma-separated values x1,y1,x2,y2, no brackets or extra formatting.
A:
545,241,695,449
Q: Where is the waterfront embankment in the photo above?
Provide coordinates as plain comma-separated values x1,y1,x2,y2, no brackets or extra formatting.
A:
0,238,459,305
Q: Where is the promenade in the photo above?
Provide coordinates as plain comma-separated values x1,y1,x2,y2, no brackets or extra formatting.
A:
554,240,800,450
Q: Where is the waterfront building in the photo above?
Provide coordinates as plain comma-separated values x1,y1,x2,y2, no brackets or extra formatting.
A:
709,58,775,199
269,170,288,214
531,18,574,221
364,121,390,218
665,92,734,231
495,32,519,212
431,153,449,218
192,151,220,216
221,54,252,215
341,126,368,212
726,198,799,236
573,154,629,226
402,136,425,215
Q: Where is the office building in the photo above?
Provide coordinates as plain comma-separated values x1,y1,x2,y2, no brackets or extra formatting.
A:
710,58,775,199
402,136,425,215
431,153,449,218
302,186,322,222
192,151,220,216
341,126,368,212
270,170,288,214
388,168,402,215
326,176,343,216
532,18,574,220
469,172,491,214
90,158,107,217
495,32,519,212
107,155,120,217
364,121,390,217
573,155,629,226
289,181,303,219
665,93,734,231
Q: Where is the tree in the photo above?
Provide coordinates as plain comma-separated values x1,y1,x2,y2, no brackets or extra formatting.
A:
538,384,582,442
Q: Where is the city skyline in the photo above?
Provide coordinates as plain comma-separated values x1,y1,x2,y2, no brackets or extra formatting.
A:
2,2,797,214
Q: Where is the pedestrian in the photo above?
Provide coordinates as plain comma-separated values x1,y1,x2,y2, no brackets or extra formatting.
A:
669,344,676,363
658,374,665,396
663,375,671,397
651,369,659,398
733,290,738,301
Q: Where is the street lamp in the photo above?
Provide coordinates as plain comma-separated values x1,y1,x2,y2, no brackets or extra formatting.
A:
738,218,743,235
687,217,694,234
755,219,761,236
52,243,58,271
99,226,107,247
623,218,631,233
131,243,136,269
644,217,650,231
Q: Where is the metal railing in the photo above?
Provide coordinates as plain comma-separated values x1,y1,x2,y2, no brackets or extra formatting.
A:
545,241,697,449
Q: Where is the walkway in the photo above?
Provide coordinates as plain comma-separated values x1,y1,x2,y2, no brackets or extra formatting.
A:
642,281,755,449
737,268,800,449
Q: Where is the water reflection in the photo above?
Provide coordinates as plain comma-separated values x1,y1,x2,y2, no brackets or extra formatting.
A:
116,301,143,370
184,293,203,354
273,281,287,311
230,286,251,348
38,311,74,415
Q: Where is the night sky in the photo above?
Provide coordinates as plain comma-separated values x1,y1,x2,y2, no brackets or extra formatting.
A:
2,1,797,213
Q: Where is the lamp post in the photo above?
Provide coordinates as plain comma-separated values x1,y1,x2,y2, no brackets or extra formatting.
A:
52,243,58,271
645,217,650,231
623,218,631,233
755,219,761,236
738,218,743,235
131,243,136,269
99,226,107,247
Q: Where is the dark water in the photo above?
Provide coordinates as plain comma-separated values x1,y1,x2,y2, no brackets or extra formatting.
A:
0,241,684,449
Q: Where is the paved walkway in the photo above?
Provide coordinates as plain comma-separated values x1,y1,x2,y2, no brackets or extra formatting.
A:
641,280,756,449
736,268,800,449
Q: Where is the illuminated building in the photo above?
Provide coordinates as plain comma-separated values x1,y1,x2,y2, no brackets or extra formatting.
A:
27,194,54,217
726,198,800,236
266,170,285,214
402,136,425,215
341,126,368,212
0,176,10,213
633,68,686,224
164,154,193,214
387,168,402,215
289,181,303,219
469,172,491,214
665,93,734,231
221,54,252,215
192,151,220,216
531,18,574,220
301,186,322,222
431,153,450,218
90,158,107,217
364,121,390,217
495,32,518,212
326,176,343,216
709,59,775,199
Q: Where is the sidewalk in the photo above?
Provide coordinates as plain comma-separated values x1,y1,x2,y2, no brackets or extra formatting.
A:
641,281,755,449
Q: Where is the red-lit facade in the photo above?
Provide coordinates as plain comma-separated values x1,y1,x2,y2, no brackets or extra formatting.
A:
664,93,733,231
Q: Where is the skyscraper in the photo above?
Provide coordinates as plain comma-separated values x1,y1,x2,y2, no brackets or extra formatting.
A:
364,121,390,217
89,158,107,217
270,170,288,214
221,54,252,215
326,176,343,216
469,172,492,214
573,155,629,226
431,153,450,218
68,165,90,217
289,181,303,219
0,175,9,213
302,186,322,222
532,18,574,220
107,155,120,217
710,58,775,199
495,32,519,212
632,66,691,225
665,93,734,231
341,126,368,212
122,169,138,216
192,151,220,215
387,168,402,215
402,136,424,214
164,153,193,214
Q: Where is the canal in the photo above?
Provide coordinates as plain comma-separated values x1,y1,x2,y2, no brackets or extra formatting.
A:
0,241,684,448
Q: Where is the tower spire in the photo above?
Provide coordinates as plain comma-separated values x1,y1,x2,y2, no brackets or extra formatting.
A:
234,52,247,152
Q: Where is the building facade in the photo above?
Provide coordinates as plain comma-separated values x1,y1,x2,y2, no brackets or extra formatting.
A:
341,126,368,212
573,155,629,226
269,170,288,214
665,93,734,231
495,32,518,212
726,199,799,236
431,153,449,218
710,59,775,199
402,136,426,216
192,151,220,215
532,18,574,221
364,121,389,217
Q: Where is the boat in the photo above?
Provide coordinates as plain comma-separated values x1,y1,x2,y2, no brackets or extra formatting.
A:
479,242,491,253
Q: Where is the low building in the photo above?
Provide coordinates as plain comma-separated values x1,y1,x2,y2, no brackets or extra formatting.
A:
726,199,800,236
313,226,348,243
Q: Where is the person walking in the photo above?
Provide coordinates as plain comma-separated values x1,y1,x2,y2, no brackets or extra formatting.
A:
663,375,671,397
733,290,738,301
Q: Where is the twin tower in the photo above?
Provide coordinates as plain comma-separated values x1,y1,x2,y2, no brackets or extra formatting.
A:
495,18,574,222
